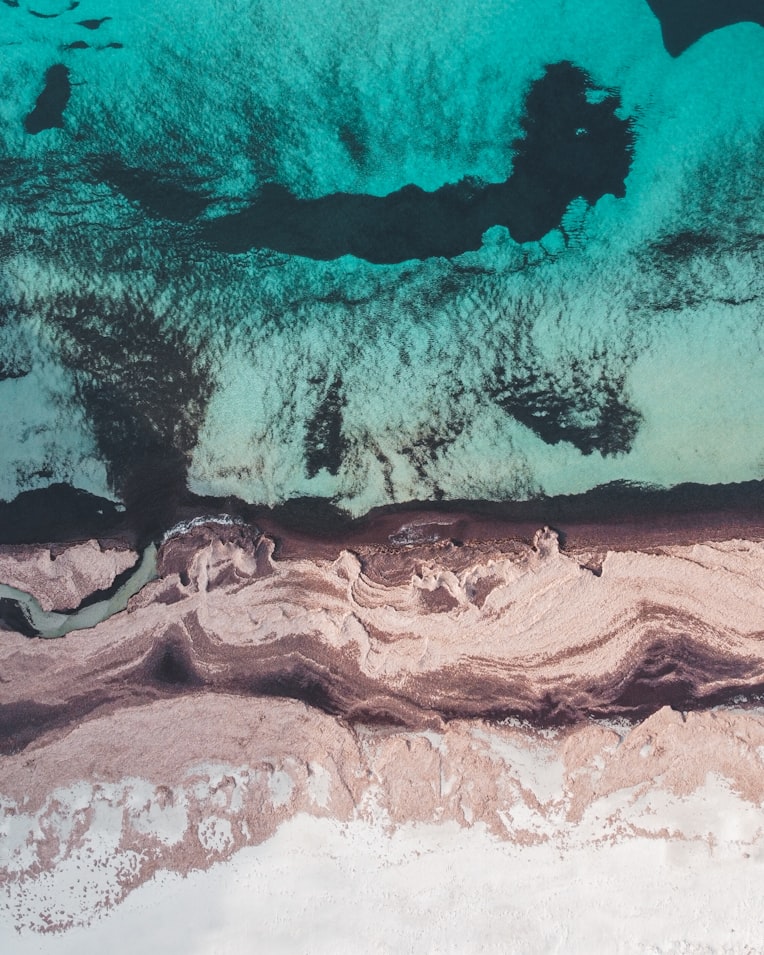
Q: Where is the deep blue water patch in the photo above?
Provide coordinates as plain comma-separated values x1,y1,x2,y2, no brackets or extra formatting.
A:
23,64,71,134
645,0,764,56
0,484,126,545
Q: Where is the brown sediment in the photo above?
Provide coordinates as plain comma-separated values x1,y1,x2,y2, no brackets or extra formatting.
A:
255,503,764,562
246,478,764,561
2,476,762,553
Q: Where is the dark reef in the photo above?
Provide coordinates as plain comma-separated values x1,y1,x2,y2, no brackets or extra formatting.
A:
94,156,213,221
24,64,71,134
76,16,111,30
304,376,348,478
41,291,215,540
201,62,634,262
0,359,29,382
645,0,764,56
489,367,642,456
97,61,635,264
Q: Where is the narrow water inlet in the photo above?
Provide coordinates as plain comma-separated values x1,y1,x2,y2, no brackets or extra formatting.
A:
0,544,158,639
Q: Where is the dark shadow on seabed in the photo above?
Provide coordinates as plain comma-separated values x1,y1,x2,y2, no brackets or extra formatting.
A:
23,64,71,134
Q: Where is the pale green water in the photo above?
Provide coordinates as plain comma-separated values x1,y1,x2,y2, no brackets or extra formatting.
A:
0,0,762,515
0,544,157,637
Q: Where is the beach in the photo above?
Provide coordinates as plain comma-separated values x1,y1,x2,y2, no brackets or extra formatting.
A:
2,510,764,949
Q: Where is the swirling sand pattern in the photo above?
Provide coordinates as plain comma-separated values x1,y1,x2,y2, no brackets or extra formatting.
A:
2,525,764,754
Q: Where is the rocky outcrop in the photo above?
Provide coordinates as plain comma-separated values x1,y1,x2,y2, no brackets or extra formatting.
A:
0,540,137,612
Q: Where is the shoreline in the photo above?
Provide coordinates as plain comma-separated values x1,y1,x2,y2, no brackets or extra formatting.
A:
1,478,762,557
6,699,764,948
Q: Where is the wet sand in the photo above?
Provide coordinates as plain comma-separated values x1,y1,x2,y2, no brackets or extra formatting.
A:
257,501,764,561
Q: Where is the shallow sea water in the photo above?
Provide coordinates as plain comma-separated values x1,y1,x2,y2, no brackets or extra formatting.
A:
0,0,762,516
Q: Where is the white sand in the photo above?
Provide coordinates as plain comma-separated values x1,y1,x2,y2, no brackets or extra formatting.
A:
3,810,764,955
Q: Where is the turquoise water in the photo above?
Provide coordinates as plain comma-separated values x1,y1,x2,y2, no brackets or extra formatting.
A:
0,0,762,516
